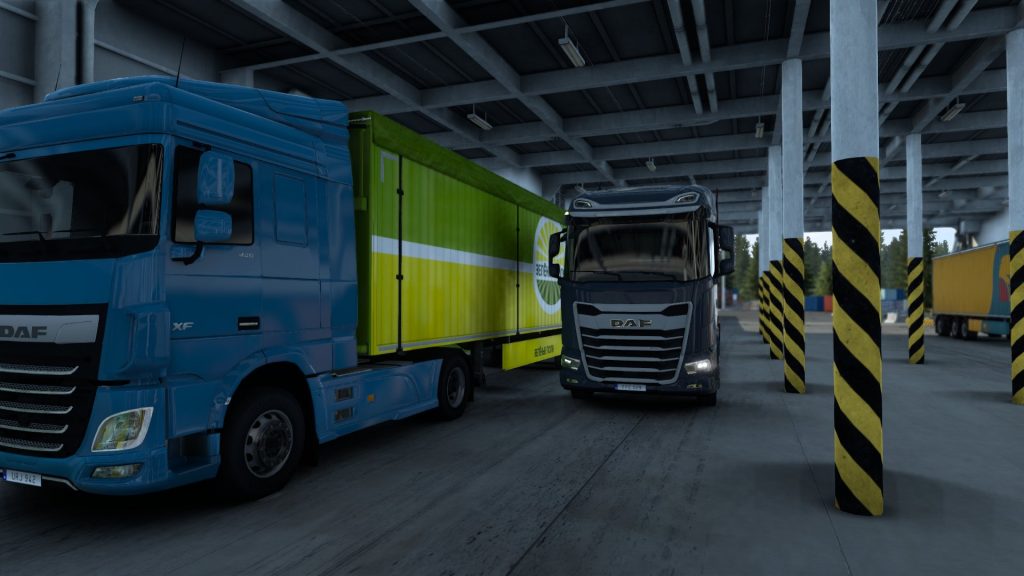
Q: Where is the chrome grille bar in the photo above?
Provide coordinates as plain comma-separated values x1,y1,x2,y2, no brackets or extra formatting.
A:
0,400,73,415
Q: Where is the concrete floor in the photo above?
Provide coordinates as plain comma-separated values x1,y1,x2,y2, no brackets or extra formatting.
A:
2,310,1022,576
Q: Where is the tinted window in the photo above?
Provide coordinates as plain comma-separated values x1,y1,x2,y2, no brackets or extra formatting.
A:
173,147,253,244
568,214,710,282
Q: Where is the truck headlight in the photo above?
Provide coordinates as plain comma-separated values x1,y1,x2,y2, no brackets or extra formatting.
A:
92,408,153,452
561,356,581,370
684,358,715,374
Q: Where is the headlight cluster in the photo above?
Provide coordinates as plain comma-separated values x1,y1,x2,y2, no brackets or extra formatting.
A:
561,356,581,370
684,358,715,375
92,408,153,452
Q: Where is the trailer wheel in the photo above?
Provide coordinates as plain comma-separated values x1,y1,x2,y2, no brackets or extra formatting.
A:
435,354,470,420
951,318,964,339
216,387,306,500
935,316,946,337
960,320,978,341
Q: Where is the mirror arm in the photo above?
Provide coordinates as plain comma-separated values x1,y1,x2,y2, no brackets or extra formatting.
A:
171,242,205,266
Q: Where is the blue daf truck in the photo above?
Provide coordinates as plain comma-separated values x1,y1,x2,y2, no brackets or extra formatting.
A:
547,186,734,405
0,77,562,498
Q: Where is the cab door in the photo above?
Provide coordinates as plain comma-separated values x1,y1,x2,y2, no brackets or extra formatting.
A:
164,145,263,379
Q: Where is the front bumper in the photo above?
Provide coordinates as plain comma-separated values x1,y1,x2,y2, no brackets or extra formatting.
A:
0,383,219,495
560,366,719,396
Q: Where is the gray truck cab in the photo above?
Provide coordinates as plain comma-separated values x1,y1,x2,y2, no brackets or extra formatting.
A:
548,185,734,405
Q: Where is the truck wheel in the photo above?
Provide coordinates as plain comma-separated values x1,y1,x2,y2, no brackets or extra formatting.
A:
216,387,306,500
961,320,978,341
952,318,963,339
935,316,947,337
436,354,470,420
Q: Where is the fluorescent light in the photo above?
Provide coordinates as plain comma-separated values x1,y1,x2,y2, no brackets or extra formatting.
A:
940,100,965,122
467,110,492,131
645,158,656,172
559,26,586,68
755,120,765,139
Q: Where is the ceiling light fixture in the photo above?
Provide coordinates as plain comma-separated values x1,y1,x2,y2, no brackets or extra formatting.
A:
755,119,765,139
940,98,965,122
645,158,657,172
559,25,586,68
467,105,492,131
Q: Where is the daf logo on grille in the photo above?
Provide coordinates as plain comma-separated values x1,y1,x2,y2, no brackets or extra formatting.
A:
611,319,652,328
0,325,47,339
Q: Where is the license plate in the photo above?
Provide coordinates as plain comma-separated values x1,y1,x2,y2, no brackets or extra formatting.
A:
2,469,42,487
614,384,647,392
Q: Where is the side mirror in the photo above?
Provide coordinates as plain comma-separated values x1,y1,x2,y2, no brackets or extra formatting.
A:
548,230,566,279
548,231,564,259
194,209,233,243
717,225,735,276
197,151,235,206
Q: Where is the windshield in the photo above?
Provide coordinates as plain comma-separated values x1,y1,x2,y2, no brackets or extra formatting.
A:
567,212,711,282
0,144,162,261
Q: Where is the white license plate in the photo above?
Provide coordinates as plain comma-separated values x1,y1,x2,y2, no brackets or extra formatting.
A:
3,469,42,487
614,384,647,392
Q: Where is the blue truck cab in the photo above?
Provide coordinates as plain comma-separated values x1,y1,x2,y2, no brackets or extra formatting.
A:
0,77,470,498
548,186,734,404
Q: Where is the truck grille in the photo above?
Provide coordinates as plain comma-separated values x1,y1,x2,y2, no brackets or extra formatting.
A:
575,303,690,384
0,376,99,457
0,304,106,458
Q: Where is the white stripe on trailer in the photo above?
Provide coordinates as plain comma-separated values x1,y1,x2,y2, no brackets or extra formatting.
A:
371,235,533,274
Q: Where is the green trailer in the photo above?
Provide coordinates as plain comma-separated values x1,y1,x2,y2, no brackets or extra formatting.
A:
349,111,564,367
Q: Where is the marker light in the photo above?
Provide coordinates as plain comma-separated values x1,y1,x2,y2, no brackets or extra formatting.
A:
561,356,581,370
573,199,593,209
675,192,700,204
92,408,153,452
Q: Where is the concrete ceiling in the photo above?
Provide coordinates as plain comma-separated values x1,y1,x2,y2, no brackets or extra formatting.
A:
118,0,1024,233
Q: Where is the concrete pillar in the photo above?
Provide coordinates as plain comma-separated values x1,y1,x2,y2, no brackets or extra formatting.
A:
80,0,100,84
830,0,883,516
767,148,784,361
758,208,769,344
781,58,806,394
906,133,925,364
1007,28,1024,405
34,0,78,101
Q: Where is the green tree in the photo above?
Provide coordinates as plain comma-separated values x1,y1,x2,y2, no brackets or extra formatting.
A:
803,237,823,293
814,256,833,295
881,230,908,289
729,234,753,293
742,239,761,301
923,228,941,308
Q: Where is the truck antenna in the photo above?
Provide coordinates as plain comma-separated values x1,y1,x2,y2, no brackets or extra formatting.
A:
53,61,62,93
175,36,186,87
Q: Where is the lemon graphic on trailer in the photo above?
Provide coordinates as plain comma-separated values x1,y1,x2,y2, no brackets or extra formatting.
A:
534,217,563,315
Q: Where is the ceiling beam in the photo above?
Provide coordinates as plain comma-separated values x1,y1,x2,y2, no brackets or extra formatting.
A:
345,6,1019,115
224,0,650,73
223,0,521,166
427,70,1007,151
665,0,704,114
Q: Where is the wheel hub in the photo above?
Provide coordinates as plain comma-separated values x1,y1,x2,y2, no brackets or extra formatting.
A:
244,409,294,479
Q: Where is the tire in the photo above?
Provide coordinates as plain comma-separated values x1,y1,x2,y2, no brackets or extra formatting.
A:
570,389,593,399
216,387,306,501
952,318,964,339
936,316,949,337
962,320,978,341
697,392,718,407
435,354,470,420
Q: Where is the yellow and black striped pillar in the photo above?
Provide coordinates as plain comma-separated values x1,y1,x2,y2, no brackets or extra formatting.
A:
1011,231,1024,405
907,257,925,364
783,239,806,393
759,274,768,344
768,261,784,360
832,156,883,516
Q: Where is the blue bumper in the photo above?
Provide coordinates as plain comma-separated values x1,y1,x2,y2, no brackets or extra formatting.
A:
0,383,219,495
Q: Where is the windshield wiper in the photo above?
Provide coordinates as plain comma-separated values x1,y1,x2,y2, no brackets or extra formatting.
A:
618,271,680,280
